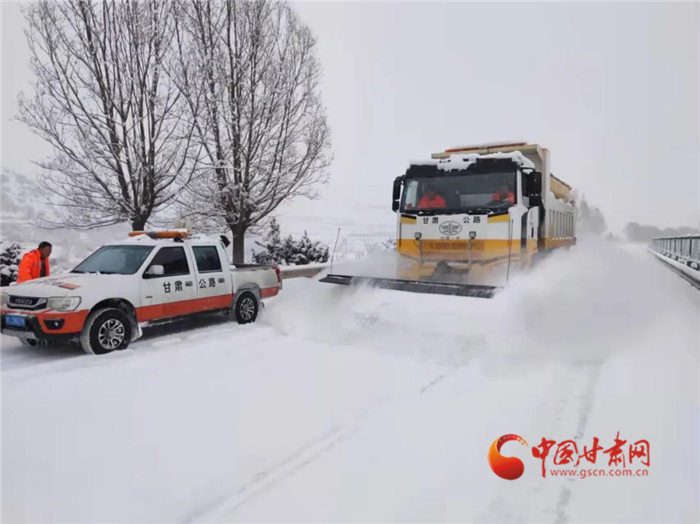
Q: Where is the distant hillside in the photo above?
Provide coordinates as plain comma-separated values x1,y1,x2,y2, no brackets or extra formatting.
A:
623,222,699,243
2,169,396,267
1,169,130,270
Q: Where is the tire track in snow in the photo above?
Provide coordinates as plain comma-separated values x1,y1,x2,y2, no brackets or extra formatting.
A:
552,361,602,524
481,360,603,524
182,362,464,523
419,362,467,394
180,395,392,523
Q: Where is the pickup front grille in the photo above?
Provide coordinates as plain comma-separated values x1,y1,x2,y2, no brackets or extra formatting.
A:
7,296,47,311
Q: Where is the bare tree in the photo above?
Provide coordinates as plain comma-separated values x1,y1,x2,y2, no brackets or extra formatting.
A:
19,0,201,230
173,0,331,262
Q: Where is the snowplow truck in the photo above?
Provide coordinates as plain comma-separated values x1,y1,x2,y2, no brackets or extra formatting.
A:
321,142,576,298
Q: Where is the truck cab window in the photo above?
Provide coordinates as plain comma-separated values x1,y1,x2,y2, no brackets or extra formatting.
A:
192,246,222,273
401,171,516,213
146,247,190,277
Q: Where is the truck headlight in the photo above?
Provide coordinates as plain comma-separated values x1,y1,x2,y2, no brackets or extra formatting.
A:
48,297,82,312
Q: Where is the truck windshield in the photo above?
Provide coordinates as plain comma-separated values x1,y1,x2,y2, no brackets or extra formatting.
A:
72,245,154,275
401,171,517,214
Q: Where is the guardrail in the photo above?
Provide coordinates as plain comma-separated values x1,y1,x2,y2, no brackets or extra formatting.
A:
649,235,700,287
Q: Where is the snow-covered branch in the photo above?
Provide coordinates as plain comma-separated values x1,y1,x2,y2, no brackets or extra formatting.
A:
19,0,200,230
172,0,331,262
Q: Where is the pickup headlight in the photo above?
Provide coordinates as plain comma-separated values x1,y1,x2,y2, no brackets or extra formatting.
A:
48,297,82,312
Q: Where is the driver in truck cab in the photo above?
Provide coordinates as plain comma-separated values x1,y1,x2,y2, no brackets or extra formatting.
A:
492,182,515,204
417,184,446,209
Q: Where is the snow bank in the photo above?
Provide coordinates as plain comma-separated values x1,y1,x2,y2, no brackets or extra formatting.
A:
266,237,669,366
488,237,668,361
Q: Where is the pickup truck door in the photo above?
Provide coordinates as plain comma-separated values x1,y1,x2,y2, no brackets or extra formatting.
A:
139,246,197,321
190,245,232,311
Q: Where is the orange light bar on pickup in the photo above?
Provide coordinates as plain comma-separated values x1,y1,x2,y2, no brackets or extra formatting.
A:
129,231,189,239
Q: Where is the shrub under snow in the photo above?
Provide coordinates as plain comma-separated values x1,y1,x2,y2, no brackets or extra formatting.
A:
253,219,329,266
0,242,25,287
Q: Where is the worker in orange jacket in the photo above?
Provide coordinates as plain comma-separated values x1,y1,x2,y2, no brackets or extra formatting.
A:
418,185,447,209
492,182,515,204
17,242,52,283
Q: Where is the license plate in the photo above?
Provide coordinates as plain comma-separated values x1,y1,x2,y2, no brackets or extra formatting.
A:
5,315,26,328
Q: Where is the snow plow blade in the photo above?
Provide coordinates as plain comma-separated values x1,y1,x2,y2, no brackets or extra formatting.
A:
319,274,500,298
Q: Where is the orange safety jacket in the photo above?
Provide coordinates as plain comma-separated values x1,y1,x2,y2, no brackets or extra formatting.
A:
418,194,447,209
492,190,515,204
17,249,50,283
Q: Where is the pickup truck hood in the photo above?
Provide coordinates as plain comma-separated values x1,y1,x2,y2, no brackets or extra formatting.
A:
5,274,130,298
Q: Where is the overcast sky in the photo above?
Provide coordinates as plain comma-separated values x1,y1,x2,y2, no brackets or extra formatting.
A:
2,1,698,233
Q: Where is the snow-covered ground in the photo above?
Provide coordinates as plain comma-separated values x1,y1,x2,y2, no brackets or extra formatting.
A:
2,240,698,523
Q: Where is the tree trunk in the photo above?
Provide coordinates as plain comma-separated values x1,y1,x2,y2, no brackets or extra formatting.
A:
231,224,246,264
132,217,147,231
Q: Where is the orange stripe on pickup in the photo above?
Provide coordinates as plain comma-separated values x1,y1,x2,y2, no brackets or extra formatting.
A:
135,287,278,322
136,294,234,322
260,286,279,299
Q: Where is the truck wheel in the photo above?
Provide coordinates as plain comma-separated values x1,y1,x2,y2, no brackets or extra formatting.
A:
19,338,38,347
80,308,132,355
234,292,259,324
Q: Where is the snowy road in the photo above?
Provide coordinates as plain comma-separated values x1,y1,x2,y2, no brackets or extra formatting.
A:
2,241,698,523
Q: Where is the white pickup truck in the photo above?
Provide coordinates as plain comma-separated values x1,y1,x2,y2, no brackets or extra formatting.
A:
0,231,282,354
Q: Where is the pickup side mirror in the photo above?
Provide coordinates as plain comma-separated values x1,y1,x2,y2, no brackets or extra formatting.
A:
392,176,403,211
145,265,164,277
529,171,543,206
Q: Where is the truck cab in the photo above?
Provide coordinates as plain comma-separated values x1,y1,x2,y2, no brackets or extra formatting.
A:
1,231,282,354
391,142,576,283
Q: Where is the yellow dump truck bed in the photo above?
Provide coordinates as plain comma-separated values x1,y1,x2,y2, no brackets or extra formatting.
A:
550,174,572,201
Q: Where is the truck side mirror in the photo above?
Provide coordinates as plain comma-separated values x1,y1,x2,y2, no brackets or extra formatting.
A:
145,265,164,277
392,176,402,211
529,171,543,206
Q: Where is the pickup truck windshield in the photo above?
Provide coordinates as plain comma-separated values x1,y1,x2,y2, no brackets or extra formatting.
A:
401,171,516,214
73,245,154,275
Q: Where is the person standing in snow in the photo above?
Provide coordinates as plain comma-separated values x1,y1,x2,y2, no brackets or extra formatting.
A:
17,242,52,283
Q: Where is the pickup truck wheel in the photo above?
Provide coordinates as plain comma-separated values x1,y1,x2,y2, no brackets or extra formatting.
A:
234,292,259,324
19,338,38,347
80,308,132,355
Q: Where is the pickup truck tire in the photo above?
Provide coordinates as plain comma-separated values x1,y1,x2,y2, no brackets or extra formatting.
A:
234,291,259,324
80,308,133,355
